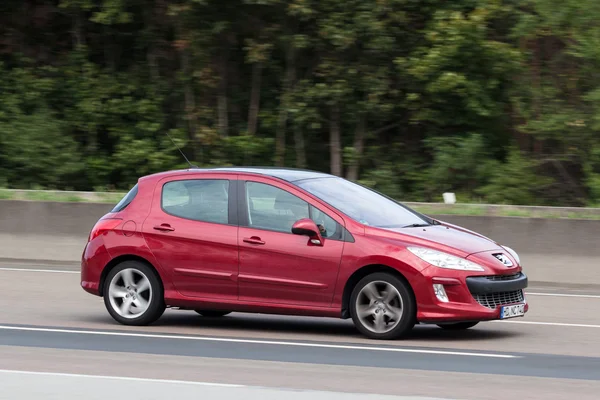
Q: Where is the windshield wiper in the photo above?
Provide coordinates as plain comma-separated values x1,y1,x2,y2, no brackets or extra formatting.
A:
401,223,431,228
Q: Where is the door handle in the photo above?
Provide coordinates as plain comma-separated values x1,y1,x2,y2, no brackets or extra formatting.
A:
243,236,265,245
153,224,175,232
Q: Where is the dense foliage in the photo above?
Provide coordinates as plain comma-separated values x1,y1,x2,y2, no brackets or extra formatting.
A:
1,0,599,206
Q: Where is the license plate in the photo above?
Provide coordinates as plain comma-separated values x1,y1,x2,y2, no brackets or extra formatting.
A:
500,303,525,319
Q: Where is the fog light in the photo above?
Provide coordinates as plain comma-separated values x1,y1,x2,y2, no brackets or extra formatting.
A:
433,284,449,303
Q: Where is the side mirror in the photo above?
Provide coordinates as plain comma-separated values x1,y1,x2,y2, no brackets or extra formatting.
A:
291,218,324,246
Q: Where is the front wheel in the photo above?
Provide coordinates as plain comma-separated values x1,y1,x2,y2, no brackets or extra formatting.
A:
103,260,165,326
437,322,479,330
349,272,416,340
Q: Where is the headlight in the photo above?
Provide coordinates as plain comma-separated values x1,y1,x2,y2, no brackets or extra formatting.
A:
502,245,520,265
407,247,485,271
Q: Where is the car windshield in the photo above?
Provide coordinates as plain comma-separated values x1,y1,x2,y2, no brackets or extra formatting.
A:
296,177,431,228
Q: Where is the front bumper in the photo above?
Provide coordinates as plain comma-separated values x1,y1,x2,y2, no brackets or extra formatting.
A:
415,267,529,323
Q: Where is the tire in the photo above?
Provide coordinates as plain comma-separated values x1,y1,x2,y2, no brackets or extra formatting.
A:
349,272,416,340
103,260,165,326
194,310,232,318
437,322,479,330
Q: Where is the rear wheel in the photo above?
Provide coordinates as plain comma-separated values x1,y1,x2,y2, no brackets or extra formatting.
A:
103,260,165,326
194,310,231,318
437,322,479,330
349,272,416,340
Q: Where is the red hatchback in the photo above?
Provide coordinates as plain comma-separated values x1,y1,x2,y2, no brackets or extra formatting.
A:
81,167,528,339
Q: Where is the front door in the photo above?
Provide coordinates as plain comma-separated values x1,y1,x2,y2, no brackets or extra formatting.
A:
237,178,345,307
143,175,239,300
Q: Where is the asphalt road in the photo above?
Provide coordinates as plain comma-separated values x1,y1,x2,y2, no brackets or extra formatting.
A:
1,263,600,399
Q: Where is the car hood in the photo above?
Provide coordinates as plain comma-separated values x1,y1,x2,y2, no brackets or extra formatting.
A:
366,222,502,257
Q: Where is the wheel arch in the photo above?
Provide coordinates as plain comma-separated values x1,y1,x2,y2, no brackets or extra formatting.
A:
99,254,164,297
340,264,416,319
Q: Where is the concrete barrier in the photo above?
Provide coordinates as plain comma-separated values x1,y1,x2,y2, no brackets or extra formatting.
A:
0,201,112,264
436,216,600,287
1,200,598,286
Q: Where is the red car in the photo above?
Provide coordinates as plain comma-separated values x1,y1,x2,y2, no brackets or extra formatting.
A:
81,167,528,340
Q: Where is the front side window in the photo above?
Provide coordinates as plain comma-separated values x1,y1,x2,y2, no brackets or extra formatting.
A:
162,179,230,224
310,205,339,239
245,181,340,238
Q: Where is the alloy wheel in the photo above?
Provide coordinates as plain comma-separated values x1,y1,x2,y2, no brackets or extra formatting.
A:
108,268,153,319
355,280,404,334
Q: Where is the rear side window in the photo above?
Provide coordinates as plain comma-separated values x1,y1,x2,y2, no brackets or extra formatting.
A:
162,179,230,224
111,184,138,212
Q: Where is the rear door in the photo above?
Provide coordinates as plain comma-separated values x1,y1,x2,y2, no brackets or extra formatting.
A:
142,173,239,300
237,177,346,307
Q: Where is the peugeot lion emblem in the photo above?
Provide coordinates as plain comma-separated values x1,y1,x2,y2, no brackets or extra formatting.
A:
493,253,513,267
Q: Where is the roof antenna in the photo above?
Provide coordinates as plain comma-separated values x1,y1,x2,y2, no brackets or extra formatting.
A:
165,131,198,169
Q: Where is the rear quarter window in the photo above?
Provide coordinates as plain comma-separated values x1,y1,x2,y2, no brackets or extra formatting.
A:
111,184,139,212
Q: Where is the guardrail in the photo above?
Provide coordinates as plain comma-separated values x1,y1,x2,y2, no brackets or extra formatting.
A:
2,189,599,219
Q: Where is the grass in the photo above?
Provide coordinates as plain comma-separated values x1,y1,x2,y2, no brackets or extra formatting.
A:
0,189,125,203
93,192,128,203
0,189,12,200
1,188,600,219
410,205,487,217
408,203,600,220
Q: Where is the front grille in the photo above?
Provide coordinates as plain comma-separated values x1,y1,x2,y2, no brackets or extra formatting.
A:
484,273,522,281
474,290,524,309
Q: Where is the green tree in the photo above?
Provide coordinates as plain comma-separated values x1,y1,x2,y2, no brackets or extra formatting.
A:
0,0,599,207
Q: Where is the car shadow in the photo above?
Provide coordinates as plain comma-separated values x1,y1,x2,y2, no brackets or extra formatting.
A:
82,310,523,342
408,323,522,341
155,311,361,337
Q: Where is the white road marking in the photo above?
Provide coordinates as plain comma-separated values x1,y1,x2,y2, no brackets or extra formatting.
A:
0,369,243,387
0,370,455,400
526,292,600,299
0,325,517,359
0,267,78,274
498,320,600,329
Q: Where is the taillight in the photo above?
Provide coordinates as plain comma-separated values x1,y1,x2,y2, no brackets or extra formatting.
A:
88,218,123,241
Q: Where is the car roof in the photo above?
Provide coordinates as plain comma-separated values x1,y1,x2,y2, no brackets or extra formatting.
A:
141,167,335,183
214,167,334,182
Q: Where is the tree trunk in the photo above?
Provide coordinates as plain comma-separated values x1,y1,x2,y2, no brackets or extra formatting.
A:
330,105,342,176
147,50,159,81
181,46,197,160
275,47,296,166
73,10,85,48
532,39,542,155
104,25,116,72
144,5,159,81
346,115,365,181
294,124,306,168
218,51,229,138
275,108,288,167
247,62,262,136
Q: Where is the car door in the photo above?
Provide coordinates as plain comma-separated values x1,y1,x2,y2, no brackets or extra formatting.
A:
143,174,239,300
237,177,346,307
